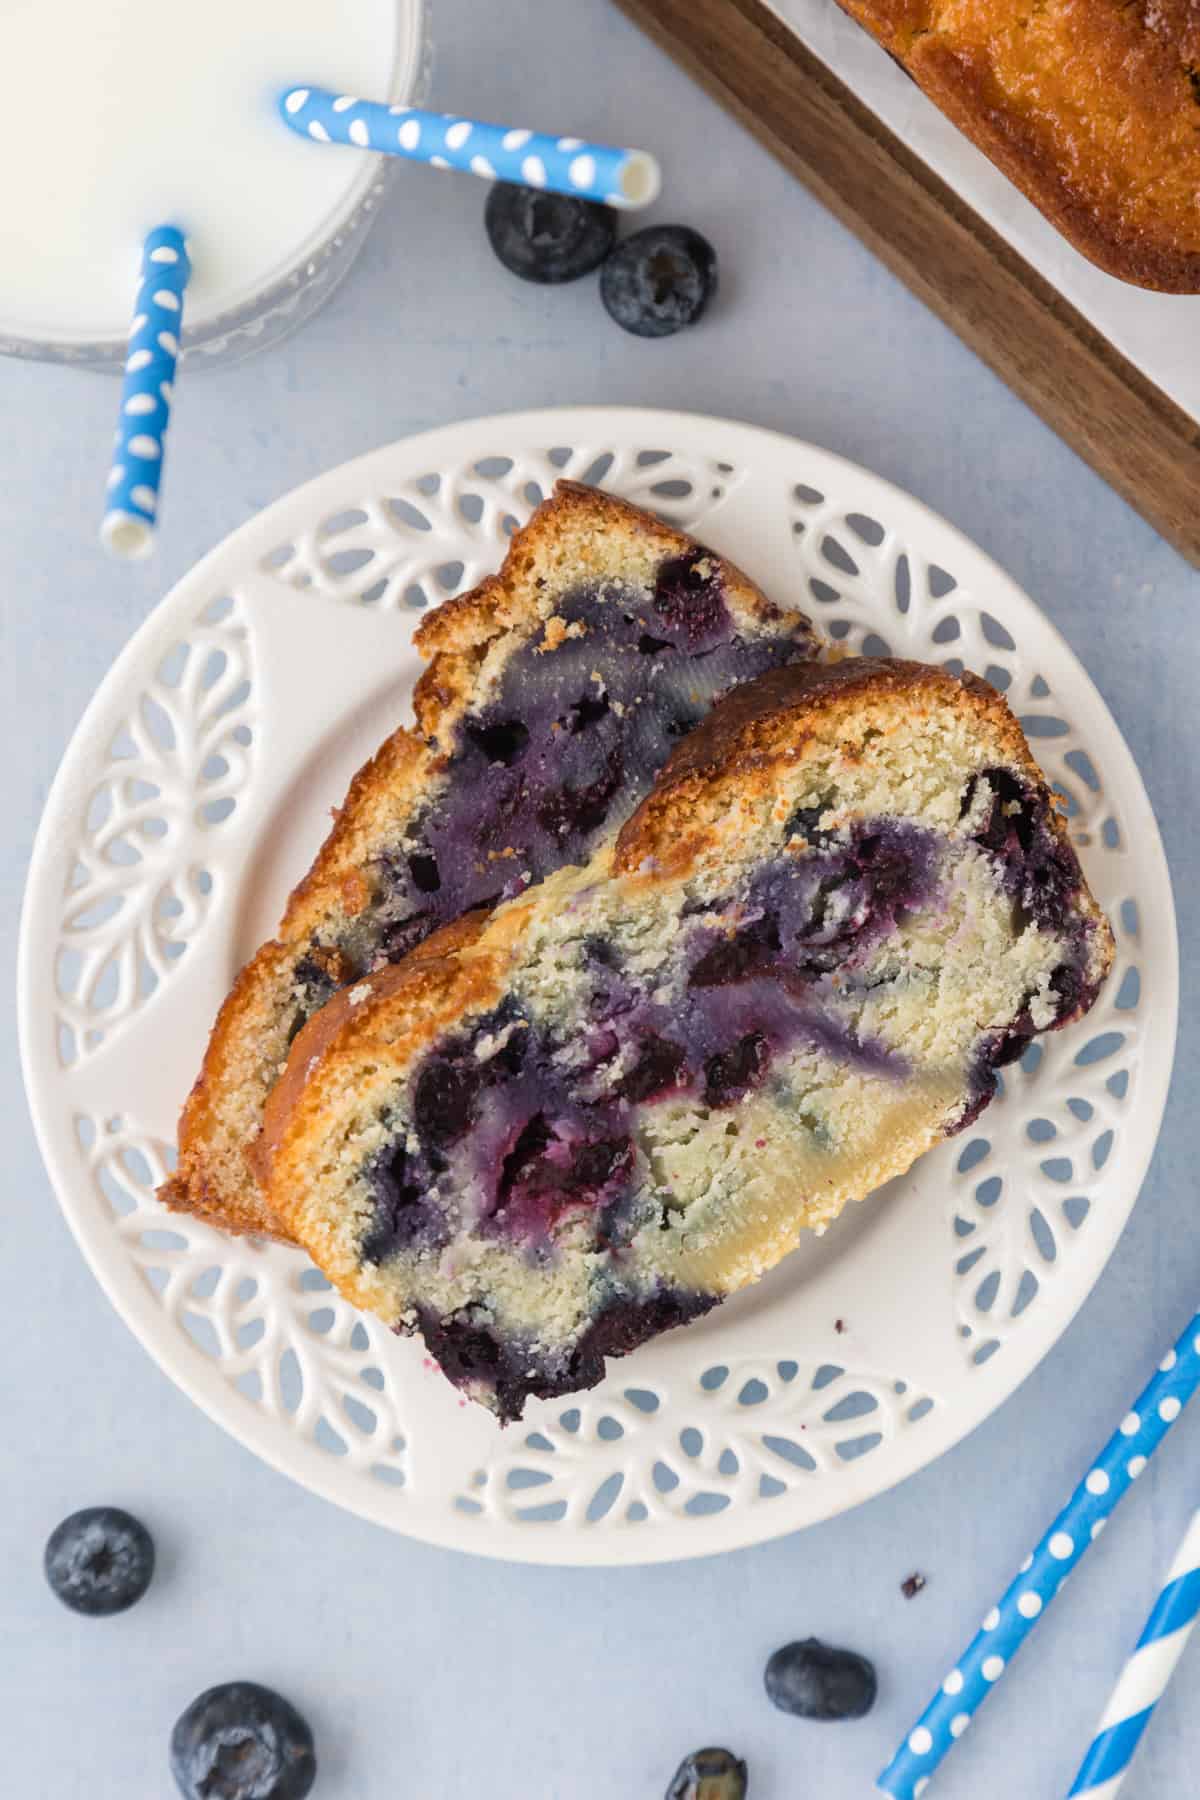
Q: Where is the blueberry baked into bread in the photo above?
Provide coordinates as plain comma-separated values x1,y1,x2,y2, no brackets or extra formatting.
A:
161,483,820,1237
260,659,1114,1420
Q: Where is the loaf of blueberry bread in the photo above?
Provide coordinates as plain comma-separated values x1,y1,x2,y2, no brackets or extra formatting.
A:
839,0,1200,291
259,658,1114,1420
161,482,820,1237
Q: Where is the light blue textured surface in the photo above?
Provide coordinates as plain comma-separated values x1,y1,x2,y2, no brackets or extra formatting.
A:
4,3,1199,1795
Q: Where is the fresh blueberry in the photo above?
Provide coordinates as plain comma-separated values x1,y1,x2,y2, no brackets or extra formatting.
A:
170,1682,316,1800
666,1746,748,1799
764,1637,877,1720
44,1506,155,1616
485,182,617,283
600,224,718,338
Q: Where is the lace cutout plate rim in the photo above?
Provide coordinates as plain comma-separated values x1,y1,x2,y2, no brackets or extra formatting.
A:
19,407,1177,1566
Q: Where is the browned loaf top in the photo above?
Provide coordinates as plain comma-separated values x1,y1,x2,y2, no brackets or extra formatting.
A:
840,0,1200,291
159,481,820,1238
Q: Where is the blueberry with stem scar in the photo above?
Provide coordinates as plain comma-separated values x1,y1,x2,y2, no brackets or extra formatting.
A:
486,182,617,283
601,224,718,337
170,1681,316,1800
44,1506,155,1616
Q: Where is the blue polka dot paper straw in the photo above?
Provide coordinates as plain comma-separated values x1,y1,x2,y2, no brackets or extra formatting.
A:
1066,1506,1200,1798
279,90,661,210
101,225,190,561
878,1309,1200,1800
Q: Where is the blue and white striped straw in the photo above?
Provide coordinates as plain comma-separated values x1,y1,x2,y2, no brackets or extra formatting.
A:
878,1308,1200,1799
279,89,661,210
101,225,190,560
1066,1506,1200,1798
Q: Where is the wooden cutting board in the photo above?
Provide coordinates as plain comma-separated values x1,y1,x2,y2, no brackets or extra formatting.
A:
616,0,1200,568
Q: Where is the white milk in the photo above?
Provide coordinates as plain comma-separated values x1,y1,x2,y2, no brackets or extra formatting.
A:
1,0,412,342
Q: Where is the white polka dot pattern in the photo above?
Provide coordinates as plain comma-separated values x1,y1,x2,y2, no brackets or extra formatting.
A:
569,153,597,191
277,88,661,210
101,224,189,561
879,1311,1200,1799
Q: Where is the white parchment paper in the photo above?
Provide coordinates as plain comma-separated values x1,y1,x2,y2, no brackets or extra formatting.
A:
771,0,1200,422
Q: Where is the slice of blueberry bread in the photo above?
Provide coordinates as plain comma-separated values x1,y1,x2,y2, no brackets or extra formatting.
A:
260,659,1114,1420
161,482,820,1238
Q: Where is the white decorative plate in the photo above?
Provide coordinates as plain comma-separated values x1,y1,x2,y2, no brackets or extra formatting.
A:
20,408,1176,1565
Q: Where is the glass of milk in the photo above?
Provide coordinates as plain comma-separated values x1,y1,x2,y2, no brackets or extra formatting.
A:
1,0,430,368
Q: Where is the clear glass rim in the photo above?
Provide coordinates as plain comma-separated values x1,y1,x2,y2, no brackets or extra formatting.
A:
0,0,429,361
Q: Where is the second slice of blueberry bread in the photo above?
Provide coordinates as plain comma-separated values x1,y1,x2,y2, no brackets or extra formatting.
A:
259,658,1114,1421
161,482,820,1237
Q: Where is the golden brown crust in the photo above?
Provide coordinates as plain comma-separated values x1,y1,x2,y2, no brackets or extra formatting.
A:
614,659,1031,876
264,944,510,1240
838,0,1200,292
163,481,804,1239
617,655,1113,1006
279,480,788,945
160,940,301,1240
412,480,785,668
257,910,495,1183
278,727,434,945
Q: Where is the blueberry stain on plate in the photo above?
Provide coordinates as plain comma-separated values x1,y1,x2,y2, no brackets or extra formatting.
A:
43,1506,155,1616
485,182,617,283
170,1682,316,1800
666,1745,748,1799
600,224,718,337
764,1638,878,1720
